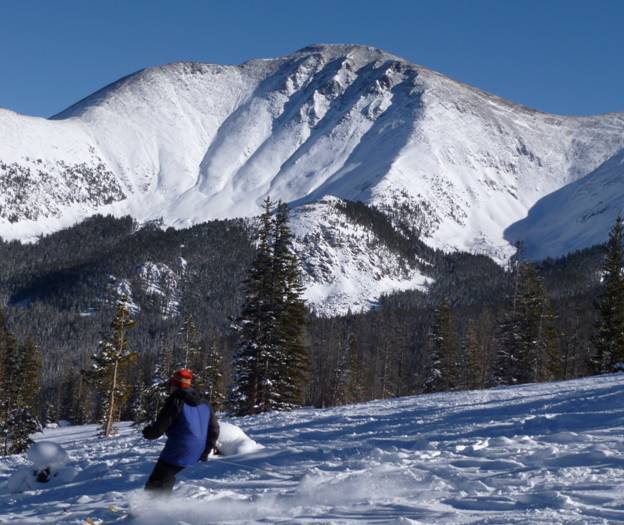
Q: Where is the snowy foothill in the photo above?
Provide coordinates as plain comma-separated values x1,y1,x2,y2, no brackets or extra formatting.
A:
2,374,624,523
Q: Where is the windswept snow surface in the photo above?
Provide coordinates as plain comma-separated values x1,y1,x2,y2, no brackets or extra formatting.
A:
3,375,624,524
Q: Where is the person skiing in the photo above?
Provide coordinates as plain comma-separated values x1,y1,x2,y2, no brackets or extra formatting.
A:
142,368,220,494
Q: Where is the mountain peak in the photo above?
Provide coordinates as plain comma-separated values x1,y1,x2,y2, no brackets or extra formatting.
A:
292,43,402,61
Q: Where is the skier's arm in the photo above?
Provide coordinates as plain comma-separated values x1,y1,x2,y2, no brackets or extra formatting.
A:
142,395,181,440
201,408,220,458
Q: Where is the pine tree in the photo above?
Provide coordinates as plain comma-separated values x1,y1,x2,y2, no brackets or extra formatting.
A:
4,409,42,454
229,199,308,415
178,314,201,370
131,379,151,425
84,295,138,436
476,309,496,387
332,331,362,405
201,337,226,410
494,257,524,385
464,320,483,389
17,338,42,411
271,202,309,409
59,368,86,424
72,353,91,425
229,197,277,416
594,215,624,372
138,335,174,424
345,332,362,403
0,325,43,454
495,263,561,385
0,317,22,454
8,340,42,454
523,269,561,383
424,299,459,392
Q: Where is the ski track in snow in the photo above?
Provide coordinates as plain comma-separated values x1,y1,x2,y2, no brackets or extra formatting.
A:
2,374,624,524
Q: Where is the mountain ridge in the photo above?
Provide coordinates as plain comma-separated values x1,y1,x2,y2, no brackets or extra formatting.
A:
2,44,624,311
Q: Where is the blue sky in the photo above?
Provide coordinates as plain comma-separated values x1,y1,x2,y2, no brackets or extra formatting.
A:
1,0,622,117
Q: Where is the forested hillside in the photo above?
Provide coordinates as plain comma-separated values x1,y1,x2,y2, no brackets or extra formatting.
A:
0,204,609,425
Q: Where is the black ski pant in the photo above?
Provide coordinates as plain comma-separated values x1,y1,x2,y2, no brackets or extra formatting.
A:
145,459,185,494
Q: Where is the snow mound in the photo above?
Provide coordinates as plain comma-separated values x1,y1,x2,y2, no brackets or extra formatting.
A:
8,441,77,493
28,440,68,470
217,421,264,456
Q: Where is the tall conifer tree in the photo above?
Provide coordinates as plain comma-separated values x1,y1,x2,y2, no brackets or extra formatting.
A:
229,199,308,415
230,198,278,415
0,313,43,454
495,263,561,385
464,320,483,389
424,299,459,392
594,215,624,372
201,337,226,410
178,314,201,369
271,202,308,409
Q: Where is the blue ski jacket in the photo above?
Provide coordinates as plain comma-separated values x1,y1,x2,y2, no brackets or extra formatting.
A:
143,388,220,467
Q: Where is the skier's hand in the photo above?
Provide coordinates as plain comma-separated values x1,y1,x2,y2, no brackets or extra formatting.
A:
212,447,222,456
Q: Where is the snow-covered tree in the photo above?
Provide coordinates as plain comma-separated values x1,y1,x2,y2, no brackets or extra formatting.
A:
177,314,201,369
84,295,137,436
199,337,226,411
2,409,42,454
0,337,43,454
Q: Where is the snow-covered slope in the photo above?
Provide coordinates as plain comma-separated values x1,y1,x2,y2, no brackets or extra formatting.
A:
2,374,624,524
506,149,624,260
2,44,624,260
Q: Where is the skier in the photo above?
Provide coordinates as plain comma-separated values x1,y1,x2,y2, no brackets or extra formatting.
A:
142,368,220,494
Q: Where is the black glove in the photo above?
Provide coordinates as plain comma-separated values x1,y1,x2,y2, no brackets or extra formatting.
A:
200,448,221,461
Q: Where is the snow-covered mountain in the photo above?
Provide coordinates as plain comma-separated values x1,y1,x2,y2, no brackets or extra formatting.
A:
2,374,624,524
2,44,624,310
506,149,624,260
3,44,624,250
